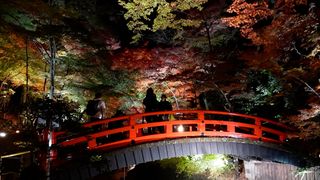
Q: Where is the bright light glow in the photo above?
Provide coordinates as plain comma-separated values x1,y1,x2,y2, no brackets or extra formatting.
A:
0,132,7,137
66,154,72,160
16,130,20,134
177,125,184,132
208,155,227,169
128,164,136,171
48,133,52,147
192,154,203,161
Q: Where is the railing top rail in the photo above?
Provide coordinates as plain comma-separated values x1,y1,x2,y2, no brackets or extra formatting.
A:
52,109,298,154
83,110,294,131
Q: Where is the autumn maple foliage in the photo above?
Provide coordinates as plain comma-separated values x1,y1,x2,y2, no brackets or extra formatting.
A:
222,0,272,45
274,0,308,13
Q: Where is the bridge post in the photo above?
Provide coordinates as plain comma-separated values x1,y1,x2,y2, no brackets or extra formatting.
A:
255,119,262,140
198,112,205,136
50,131,58,160
279,135,286,142
88,139,97,149
227,125,235,133
129,116,136,144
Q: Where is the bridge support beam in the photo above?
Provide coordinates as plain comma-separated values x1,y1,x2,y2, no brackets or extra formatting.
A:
49,138,304,180
101,138,302,172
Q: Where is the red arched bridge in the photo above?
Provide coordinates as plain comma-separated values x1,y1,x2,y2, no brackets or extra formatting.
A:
49,110,302,179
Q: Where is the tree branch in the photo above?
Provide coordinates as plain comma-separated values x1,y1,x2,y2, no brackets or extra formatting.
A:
292,76,320,100
292,42,307,57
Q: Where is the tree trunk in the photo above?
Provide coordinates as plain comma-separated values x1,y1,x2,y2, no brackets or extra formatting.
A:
205,23,213,52
49,37,56,99
202,12,213,52
25,36,29,103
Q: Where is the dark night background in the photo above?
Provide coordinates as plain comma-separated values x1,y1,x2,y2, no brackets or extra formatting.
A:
0,0,320,179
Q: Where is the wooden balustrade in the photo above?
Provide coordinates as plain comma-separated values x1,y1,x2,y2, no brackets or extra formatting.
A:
53,110,295,154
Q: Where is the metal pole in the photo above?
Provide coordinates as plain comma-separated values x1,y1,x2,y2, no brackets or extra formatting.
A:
46,131,52,180
46,36,56,180
0,157,2,180
19,155,23,177
49,37,56,99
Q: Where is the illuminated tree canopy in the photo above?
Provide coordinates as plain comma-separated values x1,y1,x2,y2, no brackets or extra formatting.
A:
0,0,319,148
118,0,208,43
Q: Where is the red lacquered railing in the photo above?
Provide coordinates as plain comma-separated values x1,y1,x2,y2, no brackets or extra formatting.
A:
52,110,295,153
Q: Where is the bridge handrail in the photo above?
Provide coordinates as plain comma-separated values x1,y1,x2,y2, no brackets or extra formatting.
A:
82,110,293,130
52,110,296,154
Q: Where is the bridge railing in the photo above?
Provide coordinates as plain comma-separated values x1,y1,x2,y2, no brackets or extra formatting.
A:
53,110,294,154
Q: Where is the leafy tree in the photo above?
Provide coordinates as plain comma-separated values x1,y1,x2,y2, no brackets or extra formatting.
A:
71,65,135,96
230,70,283,118
118,0,208,43
274,0,308,13
222,0,272,45
0,28,45,90
159,155,235,179
21,96,82,131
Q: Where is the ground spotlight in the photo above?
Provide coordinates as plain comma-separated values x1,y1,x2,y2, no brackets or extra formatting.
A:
0,132,7,137
128,164,136,171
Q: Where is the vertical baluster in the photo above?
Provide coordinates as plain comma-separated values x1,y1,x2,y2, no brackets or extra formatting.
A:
279,134,286,142
227,124,235,133
88,138,97,149
50,131,57,160
166,114,173,135
198,111,205,136
255,119,262,140
129,115,136,144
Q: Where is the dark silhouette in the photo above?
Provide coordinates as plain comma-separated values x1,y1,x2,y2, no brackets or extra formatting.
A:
85,92,106,122
158,94,172,121
157,94,173,133
143,88,159,134
108,109,128,141
110,110,126,129
85,92,106,131
143,88,158,114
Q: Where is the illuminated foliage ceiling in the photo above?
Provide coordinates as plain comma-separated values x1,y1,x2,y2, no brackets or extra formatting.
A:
0,0,320,140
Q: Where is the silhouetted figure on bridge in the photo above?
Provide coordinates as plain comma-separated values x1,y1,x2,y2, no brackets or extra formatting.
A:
108,109,128,141
85,92,106,131
143,88,159,133
158,94,172,120
157,94,172,133
143,88,159,121
85,92,106,122
110,109,126,129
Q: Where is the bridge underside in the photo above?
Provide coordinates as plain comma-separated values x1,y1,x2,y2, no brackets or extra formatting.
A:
51,138,302,180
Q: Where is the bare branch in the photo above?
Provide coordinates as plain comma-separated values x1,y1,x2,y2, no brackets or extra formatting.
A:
292,42,307,57
32,40,51,62
292,76,320,100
